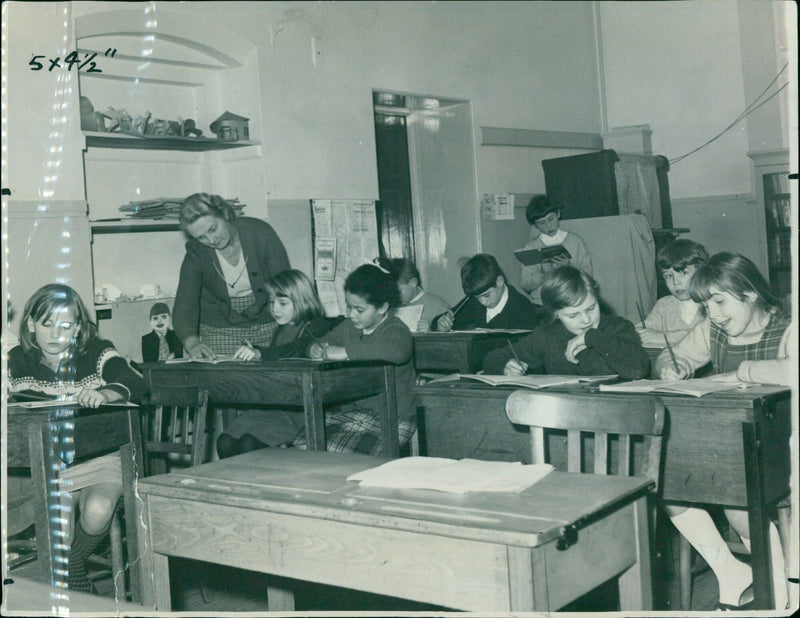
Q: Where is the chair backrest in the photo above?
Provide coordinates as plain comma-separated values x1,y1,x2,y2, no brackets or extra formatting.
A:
27,405,143,599
142,385,210,476
505,390,665,489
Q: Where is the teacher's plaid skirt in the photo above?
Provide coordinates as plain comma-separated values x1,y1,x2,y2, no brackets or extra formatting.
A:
198,294,277,355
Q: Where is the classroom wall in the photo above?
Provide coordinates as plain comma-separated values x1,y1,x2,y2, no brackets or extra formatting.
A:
599,1,794,196
125,0,603,201
597,1,793,273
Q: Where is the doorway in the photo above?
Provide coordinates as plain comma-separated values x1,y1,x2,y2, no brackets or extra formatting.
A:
372,90,480,304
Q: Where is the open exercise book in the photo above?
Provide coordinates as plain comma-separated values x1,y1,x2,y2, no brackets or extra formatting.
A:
599,377,755,398
426,373,617,389
165,354,239,364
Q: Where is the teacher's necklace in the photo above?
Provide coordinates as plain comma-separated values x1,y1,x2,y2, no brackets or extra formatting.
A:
224,259,247,289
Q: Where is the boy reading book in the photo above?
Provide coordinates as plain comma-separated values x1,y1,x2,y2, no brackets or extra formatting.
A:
518,195,592,305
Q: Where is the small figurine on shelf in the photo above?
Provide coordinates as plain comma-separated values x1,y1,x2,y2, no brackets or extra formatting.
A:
209,111,249,141
179,118,203,137
142,302,183,362
79,96,110,132
104,107,136,134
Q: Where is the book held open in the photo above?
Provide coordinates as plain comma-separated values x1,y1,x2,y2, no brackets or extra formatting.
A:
514,245,571,266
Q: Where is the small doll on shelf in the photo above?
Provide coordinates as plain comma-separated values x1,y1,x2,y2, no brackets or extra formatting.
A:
142,302,183,362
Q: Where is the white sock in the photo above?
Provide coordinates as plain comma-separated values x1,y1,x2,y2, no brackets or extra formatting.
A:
670,507,752,606
739,523,788,609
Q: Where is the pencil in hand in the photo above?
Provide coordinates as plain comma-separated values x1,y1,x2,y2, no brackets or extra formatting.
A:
663,334,681,374
451,296,470,318
635,301,647,326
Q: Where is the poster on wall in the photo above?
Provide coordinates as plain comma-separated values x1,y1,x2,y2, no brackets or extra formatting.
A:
311,199,380,316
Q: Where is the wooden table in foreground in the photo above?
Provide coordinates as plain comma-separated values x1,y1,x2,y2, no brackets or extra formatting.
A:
412,330,529,374
134,448,653,612
142,359,399,456
416,381,792,609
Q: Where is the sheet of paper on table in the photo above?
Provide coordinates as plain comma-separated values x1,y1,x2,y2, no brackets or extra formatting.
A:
348,456,554,494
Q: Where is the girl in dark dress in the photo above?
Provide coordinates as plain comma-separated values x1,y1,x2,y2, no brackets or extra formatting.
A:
8,283,145,593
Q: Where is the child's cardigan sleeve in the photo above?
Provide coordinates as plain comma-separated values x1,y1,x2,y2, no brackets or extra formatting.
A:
325,319,413,365
584,317,650,379
482,331,546,375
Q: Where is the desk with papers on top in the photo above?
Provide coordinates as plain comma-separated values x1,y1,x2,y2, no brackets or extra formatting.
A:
134,448,654,611
415,381,791,609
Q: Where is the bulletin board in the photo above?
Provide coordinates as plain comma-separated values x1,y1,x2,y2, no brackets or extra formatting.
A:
311,199,380,317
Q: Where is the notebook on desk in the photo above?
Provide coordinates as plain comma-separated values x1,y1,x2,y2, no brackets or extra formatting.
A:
599,377,755,397
425,373,617,389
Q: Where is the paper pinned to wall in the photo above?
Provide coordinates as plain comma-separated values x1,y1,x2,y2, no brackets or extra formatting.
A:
314,237,337,280
481,193,515,220
312,199,380,316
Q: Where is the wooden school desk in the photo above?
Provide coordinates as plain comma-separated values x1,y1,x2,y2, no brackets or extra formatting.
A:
412,329,529,373
416,381,792,609
134,448,654,612
142,359,399,456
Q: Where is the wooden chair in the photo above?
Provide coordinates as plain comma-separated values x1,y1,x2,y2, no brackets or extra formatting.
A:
505,389,666,608
27,405,143,602
505,390,665,485
142,385,210,476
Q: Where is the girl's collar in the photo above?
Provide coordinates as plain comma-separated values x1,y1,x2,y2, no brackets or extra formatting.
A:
408,287,425,304
362,314,388,335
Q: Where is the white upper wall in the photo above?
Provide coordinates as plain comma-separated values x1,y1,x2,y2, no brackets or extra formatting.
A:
599,0,794,200
72,1,602,200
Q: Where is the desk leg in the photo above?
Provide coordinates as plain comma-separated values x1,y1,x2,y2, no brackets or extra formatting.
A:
381,365,399,457
136,493,171,610
742,421,774,609
618,495,653,611
507,546,549,610
302,372,326,451
267,582,295,611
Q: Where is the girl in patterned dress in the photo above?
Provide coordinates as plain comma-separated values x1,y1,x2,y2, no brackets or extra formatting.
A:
656,253,792,610
8,284,145,593
297,263,416,454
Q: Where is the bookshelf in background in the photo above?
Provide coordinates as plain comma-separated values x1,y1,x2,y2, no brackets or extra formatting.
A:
750,150,791,300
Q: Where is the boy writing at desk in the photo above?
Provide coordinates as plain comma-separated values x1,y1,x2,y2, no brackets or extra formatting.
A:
432,253,541,332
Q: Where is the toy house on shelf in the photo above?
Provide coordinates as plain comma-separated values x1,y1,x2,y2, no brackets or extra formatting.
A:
210,111,250,141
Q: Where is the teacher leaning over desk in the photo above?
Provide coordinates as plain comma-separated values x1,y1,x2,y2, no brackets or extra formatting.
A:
173,193,290,359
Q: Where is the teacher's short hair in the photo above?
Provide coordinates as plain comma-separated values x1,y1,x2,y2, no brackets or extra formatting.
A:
179,193,237,226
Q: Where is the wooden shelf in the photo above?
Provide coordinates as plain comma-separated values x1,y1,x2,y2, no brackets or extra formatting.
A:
83,132,260,152
91,220,181,233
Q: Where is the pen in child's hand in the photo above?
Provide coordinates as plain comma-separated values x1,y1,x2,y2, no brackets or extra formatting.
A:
241,338,255,351
508,339,520,362
451,296,470,317
635,301,647,325
300,322,322,344
663,334,681,374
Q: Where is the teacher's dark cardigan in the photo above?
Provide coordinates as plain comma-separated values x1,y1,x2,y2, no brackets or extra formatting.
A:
172,216,290,343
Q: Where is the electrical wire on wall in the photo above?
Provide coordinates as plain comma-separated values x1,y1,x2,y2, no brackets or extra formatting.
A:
669,62,789,166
